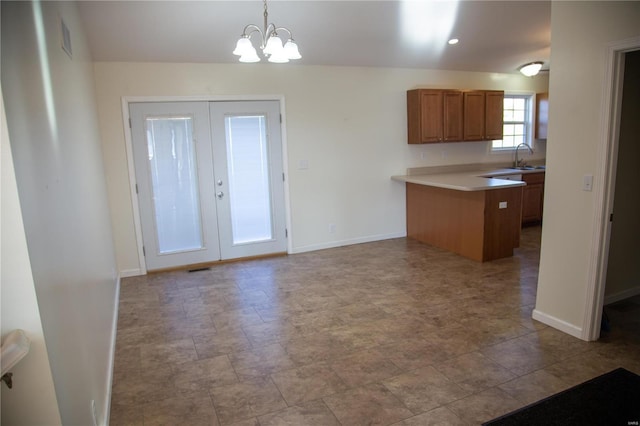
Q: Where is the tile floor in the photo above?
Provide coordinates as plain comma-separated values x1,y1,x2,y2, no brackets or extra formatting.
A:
110,226,640,425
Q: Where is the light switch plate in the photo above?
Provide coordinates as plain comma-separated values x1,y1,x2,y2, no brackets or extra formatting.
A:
583,174,593,191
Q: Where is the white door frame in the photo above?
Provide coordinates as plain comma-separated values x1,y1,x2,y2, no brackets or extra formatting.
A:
583,36,640,341
121,95,292,275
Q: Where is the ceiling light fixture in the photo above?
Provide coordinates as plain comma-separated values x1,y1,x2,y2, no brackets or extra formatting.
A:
448,38,459,45
519,61,544,77
232,0,301,63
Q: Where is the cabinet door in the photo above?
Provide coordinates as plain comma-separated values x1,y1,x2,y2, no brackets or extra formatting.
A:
420,90,443,143
521,173,545,225
443,91,463,141
535,92,549,140
463,91,485,141
522,184,544,223
485,91,504,140
407,89,442,144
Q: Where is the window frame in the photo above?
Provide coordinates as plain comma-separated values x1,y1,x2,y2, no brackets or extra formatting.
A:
491,92,535,152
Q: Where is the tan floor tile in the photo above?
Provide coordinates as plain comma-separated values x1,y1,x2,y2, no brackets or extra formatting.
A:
543,350,623,387
241,320,304,346
155,314,217,340
229,343,296,380
392,406,467,426
435,352,517,393
445,387,523,425
376,338,440,371
193,330,252,359
173,355,238,391
209,378,287,425
498,369,571,405
480,335,560,376
111,364,178,405
271,361,349,406
323,383,414,426
330,348,403,388
383,365,470,414
257,400,340,426
139,338,198,369
142,393,218,425
111,227,640,425
522,327,594,360
282,333,351,365
109,403,143,426
211,308,264,332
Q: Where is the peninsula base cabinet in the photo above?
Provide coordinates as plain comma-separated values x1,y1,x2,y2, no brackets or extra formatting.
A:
406,183,523,262
522,172,545,225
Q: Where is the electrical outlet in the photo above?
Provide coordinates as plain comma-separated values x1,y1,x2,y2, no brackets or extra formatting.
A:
499,201,508,209
329,223,336,234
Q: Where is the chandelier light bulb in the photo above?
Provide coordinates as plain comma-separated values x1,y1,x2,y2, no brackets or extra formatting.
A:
264,35,283,56
239,46,261,63
283,39,301,60
233,36,253,56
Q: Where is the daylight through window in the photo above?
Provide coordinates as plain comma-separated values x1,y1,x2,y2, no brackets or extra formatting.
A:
492,94,532,150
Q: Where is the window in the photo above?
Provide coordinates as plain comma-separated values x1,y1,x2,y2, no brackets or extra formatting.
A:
492,94,533,150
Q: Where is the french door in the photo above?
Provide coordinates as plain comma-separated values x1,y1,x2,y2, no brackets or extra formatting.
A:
130,100,286,271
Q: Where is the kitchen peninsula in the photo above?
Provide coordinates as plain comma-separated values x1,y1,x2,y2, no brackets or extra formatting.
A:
392,165,543,262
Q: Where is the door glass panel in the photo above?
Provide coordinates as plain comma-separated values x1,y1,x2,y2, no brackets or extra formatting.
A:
146,116,203,254
225,115,273,244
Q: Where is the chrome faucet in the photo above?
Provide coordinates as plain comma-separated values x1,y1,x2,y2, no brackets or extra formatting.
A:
514,143,534,168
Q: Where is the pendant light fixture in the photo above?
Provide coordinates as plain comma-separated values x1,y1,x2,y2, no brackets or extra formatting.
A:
233,0,301,63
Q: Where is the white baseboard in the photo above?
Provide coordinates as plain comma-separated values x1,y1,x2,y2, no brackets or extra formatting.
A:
102,275,121,426
119,268,144,278
604,285,640,305
532,309,584,340
290,231,406,254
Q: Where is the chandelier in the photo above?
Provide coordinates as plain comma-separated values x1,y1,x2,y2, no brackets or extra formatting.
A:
232,0,302,63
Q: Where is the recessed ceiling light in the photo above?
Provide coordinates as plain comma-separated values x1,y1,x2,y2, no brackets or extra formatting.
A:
448,38,459,45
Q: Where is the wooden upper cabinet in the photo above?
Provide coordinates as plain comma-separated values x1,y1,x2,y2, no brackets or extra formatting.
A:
407,89,462,144
535,92,549,140
463,91,485,141
484,91,504,140
408,89,503,144
442,91,464,141
463,90,504,141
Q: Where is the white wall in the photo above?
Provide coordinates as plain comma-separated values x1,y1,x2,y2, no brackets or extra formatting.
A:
1,2,118,424
535,1,640,337
93,62,548,276
1,87,62,425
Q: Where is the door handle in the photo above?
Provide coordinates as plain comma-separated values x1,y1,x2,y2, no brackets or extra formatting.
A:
216,191,224,199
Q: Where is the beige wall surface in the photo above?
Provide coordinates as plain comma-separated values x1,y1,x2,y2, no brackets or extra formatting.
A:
604,50,640,300
1,88,62,425
1,2,118,424
535,1,640,336
93,62,548,275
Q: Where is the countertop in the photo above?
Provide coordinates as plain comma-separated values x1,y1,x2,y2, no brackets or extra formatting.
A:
391,165,545,192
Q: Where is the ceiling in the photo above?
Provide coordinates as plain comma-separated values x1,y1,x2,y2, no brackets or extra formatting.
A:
78,1,551,74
